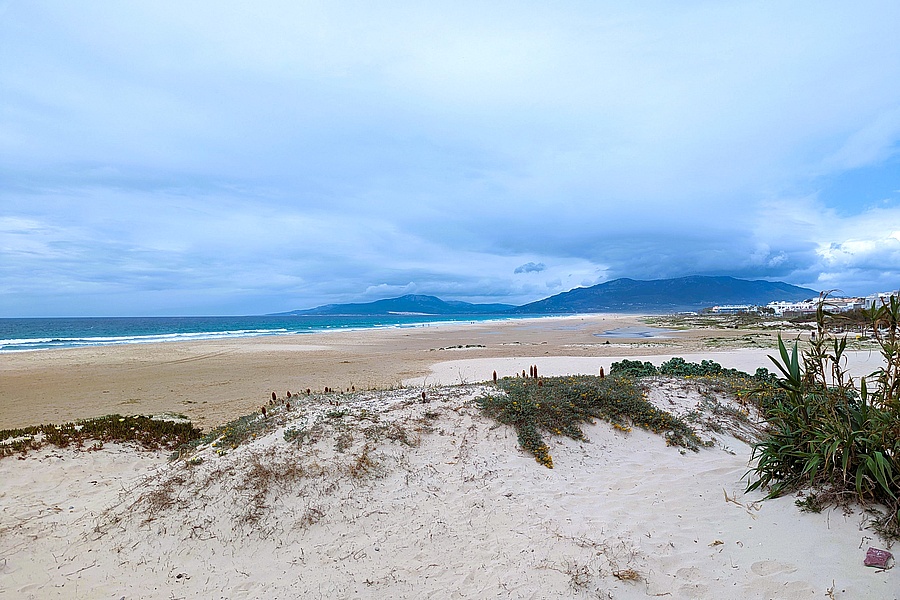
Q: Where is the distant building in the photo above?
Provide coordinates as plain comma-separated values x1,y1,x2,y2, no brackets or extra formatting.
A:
710,304,755,315
865,292,900,309
829,297,866,312
766,300,817,317
709,292,897,317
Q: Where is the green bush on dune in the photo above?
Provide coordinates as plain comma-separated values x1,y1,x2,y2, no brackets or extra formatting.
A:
608,359,659,377
745,293,900,538
610,355,776,381
477,374,703,469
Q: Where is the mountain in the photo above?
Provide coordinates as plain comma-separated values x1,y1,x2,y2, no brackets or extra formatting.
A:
513,276,818,314
277,277,819,316
276,294,516,316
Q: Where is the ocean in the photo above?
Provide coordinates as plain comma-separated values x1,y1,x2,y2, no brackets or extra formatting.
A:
0,314,516,353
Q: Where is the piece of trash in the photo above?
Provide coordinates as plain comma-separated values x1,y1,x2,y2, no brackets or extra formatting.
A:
709,540,724,547
864,547,893,569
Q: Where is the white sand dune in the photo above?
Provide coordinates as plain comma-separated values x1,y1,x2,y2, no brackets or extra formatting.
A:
2,380,896,599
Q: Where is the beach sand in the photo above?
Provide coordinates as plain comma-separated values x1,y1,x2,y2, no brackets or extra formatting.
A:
2,383,896,599
1,314,806,431
1,315,896,598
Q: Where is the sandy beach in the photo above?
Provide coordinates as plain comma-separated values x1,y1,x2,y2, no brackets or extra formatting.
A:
1,315,896,599
1,314,812,431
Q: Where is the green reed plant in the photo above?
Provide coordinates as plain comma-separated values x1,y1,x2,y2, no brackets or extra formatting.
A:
745,292,900,537
477,375,703,468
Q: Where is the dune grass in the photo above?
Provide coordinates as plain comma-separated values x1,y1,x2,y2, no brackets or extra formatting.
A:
0,414,201,458
477,374,704,468
609,356,787,414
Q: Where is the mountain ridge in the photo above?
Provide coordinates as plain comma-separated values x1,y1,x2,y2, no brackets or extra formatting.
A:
513,276,818,314
275,277,819,316
274,294,516,316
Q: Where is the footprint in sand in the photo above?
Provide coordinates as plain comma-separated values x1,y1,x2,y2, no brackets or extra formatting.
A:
751,560,798,576
675,566,703,581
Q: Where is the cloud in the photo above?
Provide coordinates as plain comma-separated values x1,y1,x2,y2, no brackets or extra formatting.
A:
2,3,900,315
514,262,546,274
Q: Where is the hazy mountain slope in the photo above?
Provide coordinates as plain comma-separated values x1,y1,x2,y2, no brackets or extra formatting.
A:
513,276,818,313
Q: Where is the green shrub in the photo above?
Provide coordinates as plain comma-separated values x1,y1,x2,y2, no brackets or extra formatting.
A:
189,412,267,452
609,359,658,377
745,293,900,538
477,375,702,468
659,357,751,379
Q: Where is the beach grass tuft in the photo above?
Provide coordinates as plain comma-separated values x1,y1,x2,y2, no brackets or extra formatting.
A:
0,414,201,458
477,374,703,468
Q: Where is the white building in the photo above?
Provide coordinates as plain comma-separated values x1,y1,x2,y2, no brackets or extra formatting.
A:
829,297,866,312
710,304,755,315
865,292,900,309
765,300,817,317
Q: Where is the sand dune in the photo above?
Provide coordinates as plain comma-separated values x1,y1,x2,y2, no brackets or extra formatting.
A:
2,379,896,599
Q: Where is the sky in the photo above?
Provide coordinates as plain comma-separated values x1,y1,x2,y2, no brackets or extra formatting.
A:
2,1,900,317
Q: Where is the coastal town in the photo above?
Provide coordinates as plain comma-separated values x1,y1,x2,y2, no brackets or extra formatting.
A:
711,290,900,317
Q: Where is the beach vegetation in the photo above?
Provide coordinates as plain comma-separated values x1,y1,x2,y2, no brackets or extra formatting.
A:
346,442,378,478
283,426,307,443
608,359,659,378
334,430,354,452
611,357,785,419
0,414,201,458
610,356,777,381
794,492,825,513
477,375,703,468
189,411,270,455
745,293,900,538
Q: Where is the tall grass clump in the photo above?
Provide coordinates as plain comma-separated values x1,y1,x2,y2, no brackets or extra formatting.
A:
746,293,900,537
478,375,702,468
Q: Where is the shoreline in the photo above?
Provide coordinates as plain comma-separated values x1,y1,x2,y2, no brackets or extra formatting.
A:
0,313,538,354
0,313,843,431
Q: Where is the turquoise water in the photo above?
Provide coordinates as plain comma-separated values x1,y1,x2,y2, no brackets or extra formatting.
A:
0,314,518,352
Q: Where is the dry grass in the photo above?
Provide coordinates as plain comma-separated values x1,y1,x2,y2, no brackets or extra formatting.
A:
345,442,378,478
93,387,477,542
139,473,187,520
0,414,201,458
564,562,592,590
612,568,642,582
